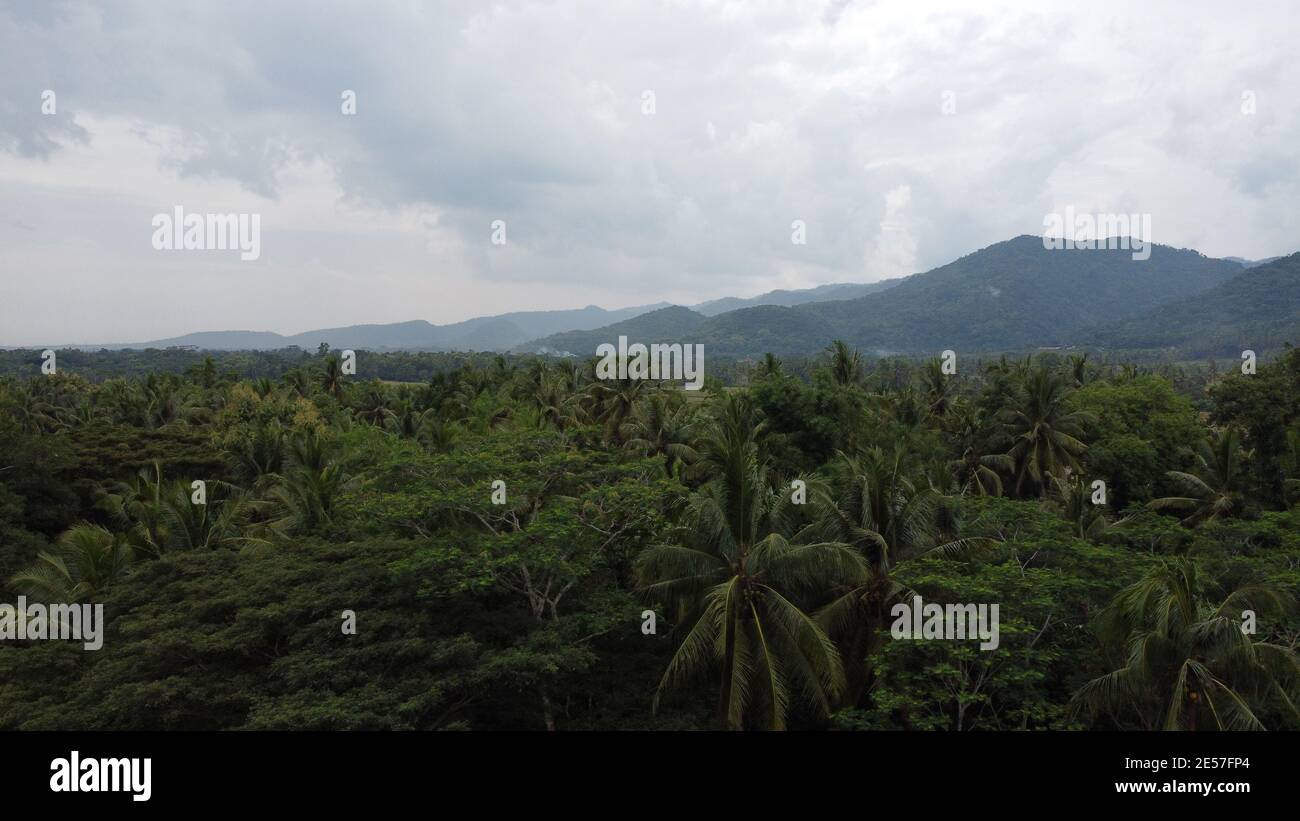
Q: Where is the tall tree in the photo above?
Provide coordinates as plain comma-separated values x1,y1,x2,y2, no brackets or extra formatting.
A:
637,394,863,729
1071,559,1300,730
1149,428,1250,526
1001,366,1091,498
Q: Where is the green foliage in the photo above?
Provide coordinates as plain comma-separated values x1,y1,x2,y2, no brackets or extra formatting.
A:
2,341,1299,731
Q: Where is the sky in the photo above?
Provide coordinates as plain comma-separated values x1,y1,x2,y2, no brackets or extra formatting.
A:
1,0,1297,345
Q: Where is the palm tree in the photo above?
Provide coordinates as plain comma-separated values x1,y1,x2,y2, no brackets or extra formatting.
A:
825,340,863,387
226,420,288,480
1071,558,1300,730
10,523,134,601
811,445,992,693
100,462,169,557
1048,473,1110,539
354,382,397,427
282,368,313,398
637,393,864,729
920,357,952,416
585,378,645,443
946,401,1012,496
267,429,351,534
1067,353,1091,387
419,414,458,454
163,479,266,551
804,445,996,703
1000,366,1091,498
9,383,63,434
532,373,578,431
620,393,698,476
754,352,783,381
1149,428,1250,526
319,356,347,401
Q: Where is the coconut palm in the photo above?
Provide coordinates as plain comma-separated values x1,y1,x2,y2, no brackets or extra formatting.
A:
637,393,865,729
825,340,863,387
100,462,170,558
1071,558,1300,730
266,429,351,534
532,373,578,431
10,523,134,602
282,368,313,398
1067,353,1091,387
620,393,698,476
585,378,645,443
226,420,288,480
754,352,783,381
354,383,397,427
1049,473,1111,539
919,357,953,416
1000,365,1092,498
808,445,995,702
946,401,1012,496
162,479,266,551
319,356,347,401
1149,428,1250,526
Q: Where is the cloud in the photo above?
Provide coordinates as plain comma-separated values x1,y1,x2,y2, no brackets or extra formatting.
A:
1,0,1298,344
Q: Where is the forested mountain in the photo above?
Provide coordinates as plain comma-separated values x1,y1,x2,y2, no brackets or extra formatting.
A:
31,237,1294,359
521,305,708,354
525,236,1253,357
691,279,904,316
1080,253,1300,356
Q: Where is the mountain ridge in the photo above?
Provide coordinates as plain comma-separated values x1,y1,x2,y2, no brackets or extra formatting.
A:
522,235,1261,357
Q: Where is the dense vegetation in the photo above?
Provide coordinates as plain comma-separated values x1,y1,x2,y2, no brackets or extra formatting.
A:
1084,252,1300,357
2,343,1299,731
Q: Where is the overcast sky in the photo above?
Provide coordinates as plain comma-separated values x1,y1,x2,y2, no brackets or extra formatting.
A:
1,0,1297,345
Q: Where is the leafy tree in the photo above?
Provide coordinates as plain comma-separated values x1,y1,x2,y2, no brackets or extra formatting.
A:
1071,558,1300,730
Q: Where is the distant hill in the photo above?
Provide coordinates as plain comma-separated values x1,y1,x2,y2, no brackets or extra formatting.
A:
47,236,1293,358
93,304,668,352
61,279,909,353
1078,252,1300,356
525,235,1250,357
1224,255,1285,269
691,279,904,316
521,305,708,356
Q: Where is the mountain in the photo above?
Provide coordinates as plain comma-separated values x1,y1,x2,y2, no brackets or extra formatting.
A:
691,279,903,316
523,236,1250,357
1078,253,1300,356
63,279,905,352
1224,255,1284,269
94,304,667,352
519,305,708,355
58,236,1290,358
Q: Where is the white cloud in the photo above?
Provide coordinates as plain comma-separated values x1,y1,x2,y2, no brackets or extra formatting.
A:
1,0,1298,344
